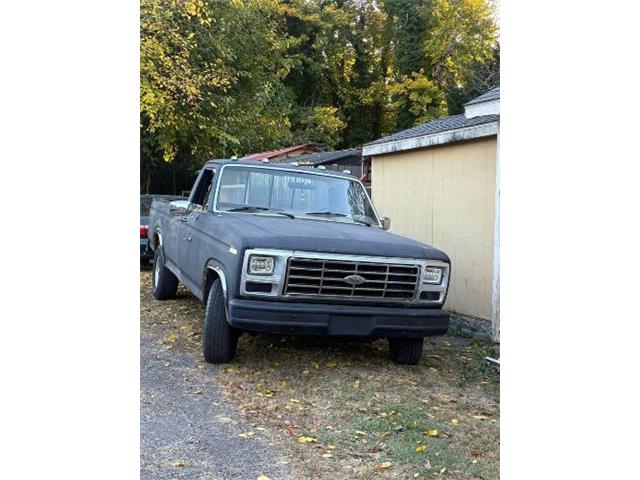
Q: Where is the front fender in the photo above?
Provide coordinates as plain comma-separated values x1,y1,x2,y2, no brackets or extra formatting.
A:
203,259,229,303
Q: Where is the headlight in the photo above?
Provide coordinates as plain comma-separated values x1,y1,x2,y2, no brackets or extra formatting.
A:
248,255,275,275
422,267,443,284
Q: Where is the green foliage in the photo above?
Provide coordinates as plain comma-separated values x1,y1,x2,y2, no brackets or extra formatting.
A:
141,0,499,193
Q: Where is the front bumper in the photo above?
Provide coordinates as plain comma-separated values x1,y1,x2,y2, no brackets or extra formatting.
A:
228,298,449,338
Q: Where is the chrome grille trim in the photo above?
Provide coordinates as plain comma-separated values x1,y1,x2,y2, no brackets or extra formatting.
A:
284,257,420,300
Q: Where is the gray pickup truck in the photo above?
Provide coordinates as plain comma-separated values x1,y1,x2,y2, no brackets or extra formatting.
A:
148,160,450,365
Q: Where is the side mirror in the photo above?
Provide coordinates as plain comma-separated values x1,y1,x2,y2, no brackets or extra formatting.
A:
169,200,189,216
381,217,391,230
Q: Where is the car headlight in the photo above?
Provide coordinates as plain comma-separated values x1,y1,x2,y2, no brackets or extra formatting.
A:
422,267,443,284
248,255,275,275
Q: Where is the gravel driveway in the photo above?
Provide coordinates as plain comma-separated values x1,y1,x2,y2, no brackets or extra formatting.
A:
140,331,291,479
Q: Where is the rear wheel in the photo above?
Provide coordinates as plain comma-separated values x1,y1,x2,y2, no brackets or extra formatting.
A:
388,337,424,365
152,248,178,300
203,279,239,364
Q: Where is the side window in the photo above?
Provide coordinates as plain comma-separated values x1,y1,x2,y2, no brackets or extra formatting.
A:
190,168,216,211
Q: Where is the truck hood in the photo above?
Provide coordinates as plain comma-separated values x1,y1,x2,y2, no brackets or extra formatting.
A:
214,213,449,262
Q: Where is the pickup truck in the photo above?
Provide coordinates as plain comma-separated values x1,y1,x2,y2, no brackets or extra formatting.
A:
148,160,451,365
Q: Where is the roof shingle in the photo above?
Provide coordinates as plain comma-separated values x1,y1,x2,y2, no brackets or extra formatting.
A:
464,87,500,106
291,148,362,166
242,143,316,161
364,114,498,147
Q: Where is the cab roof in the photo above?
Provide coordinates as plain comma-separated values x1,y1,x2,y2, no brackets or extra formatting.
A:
203,159,357,180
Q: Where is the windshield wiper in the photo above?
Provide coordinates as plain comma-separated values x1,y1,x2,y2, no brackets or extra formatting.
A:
226,206,295,219
305,211,348,217
305,211,373,227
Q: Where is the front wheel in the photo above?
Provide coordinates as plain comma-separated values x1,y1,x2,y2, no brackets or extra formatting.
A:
203,279,239,364
388,337,424,365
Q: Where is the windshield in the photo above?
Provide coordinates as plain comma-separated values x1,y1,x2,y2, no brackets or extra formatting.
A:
216,165,379,226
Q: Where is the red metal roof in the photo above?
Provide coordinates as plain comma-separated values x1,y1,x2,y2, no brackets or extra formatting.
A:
242,143,316,161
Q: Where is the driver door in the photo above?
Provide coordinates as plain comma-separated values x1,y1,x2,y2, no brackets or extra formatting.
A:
178,167,217,295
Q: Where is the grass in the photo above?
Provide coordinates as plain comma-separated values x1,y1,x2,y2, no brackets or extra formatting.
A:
140,270,499,479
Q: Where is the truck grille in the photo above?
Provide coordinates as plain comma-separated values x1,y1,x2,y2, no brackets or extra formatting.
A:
284,257,420,300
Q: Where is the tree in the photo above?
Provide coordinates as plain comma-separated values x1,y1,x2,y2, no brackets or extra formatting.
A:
140,0,499,192
383,0,497,129
140,0,294,191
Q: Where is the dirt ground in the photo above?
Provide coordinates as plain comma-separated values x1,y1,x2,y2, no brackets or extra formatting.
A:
140,269,500,479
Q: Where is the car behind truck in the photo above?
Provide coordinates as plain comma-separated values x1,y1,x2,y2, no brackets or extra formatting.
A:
148,160,451,365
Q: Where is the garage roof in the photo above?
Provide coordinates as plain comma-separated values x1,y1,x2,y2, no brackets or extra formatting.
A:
364,114,498,147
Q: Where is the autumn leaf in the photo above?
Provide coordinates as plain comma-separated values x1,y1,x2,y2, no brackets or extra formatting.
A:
325,361,338,368
375,462,393,470
472,415,488,420
164,334,178,343
239,431,255,438
298,436,316,444
451,418,459,425
327,444,336,450
171,460,186,467
257,476,272,480
321,453,333,458
423,429,438,437
416,445,427,453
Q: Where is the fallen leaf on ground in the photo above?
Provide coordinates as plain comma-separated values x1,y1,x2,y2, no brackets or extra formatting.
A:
376,462,393,470
298,436,316,444
424,429,438,437
171,460,186,467
451,419,459,426
239,431,255,438
325,361,338,368
472,415,488,420
416,445,427,452
257,476,272,480
321,453,333,458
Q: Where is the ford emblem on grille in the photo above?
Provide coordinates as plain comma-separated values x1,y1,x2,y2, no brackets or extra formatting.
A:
343,274,366,286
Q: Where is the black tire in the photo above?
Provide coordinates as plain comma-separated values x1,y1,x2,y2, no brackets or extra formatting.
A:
152,248,178,300
388,337,424,365
203,279,239,364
